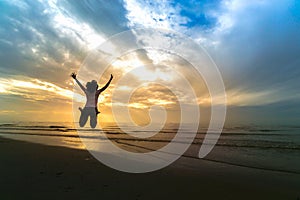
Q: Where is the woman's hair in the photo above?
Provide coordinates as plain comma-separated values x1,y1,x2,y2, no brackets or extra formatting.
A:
86,80,98,92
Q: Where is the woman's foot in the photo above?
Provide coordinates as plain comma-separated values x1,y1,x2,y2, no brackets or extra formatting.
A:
96,109,100,115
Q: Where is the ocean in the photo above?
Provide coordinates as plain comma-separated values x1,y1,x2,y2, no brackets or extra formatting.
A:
0,122,299,174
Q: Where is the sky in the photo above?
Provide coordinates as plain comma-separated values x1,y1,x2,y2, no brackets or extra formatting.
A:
0,0,299,125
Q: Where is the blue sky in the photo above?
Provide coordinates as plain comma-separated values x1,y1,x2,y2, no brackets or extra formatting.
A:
0,0,299,124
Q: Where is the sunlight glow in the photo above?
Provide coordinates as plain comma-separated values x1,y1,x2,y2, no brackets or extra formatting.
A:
148,98,174,105
115,86,133,91
128,102,149,109
0,77,85,102
41,0,105,50
112,58,144,73
0,82,8,93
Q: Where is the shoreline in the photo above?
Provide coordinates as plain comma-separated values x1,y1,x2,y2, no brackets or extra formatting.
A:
1,136,299,199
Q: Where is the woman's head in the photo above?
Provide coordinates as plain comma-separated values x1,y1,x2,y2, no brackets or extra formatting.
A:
86,80,98,92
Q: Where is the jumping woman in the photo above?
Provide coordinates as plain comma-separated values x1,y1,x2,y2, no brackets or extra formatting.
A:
71,72,113,128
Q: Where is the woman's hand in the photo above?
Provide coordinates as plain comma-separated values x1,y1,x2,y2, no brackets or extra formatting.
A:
71,72,77,79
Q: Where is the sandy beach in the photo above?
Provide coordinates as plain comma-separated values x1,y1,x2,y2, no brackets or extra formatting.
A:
1,136,299,200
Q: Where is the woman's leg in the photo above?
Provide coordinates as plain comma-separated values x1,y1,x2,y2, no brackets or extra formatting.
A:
79,108,88,127
90,110,97,128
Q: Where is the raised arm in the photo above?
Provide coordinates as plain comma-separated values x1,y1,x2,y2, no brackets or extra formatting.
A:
98,74,113,92
71,72,86,92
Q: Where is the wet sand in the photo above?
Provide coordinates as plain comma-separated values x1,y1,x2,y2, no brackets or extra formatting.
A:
0,136,299,200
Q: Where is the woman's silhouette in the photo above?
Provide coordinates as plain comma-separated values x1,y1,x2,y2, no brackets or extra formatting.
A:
71,72,113,128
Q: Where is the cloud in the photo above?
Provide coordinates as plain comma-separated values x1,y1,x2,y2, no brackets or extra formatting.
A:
0,1,79,84
122,0,300,110
0,0,299,123
124,0,188,30
0,1,130,123
0,0,129,88
57,0,129,35
0,76,75,101
123,0,218,33
195,0,300,105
